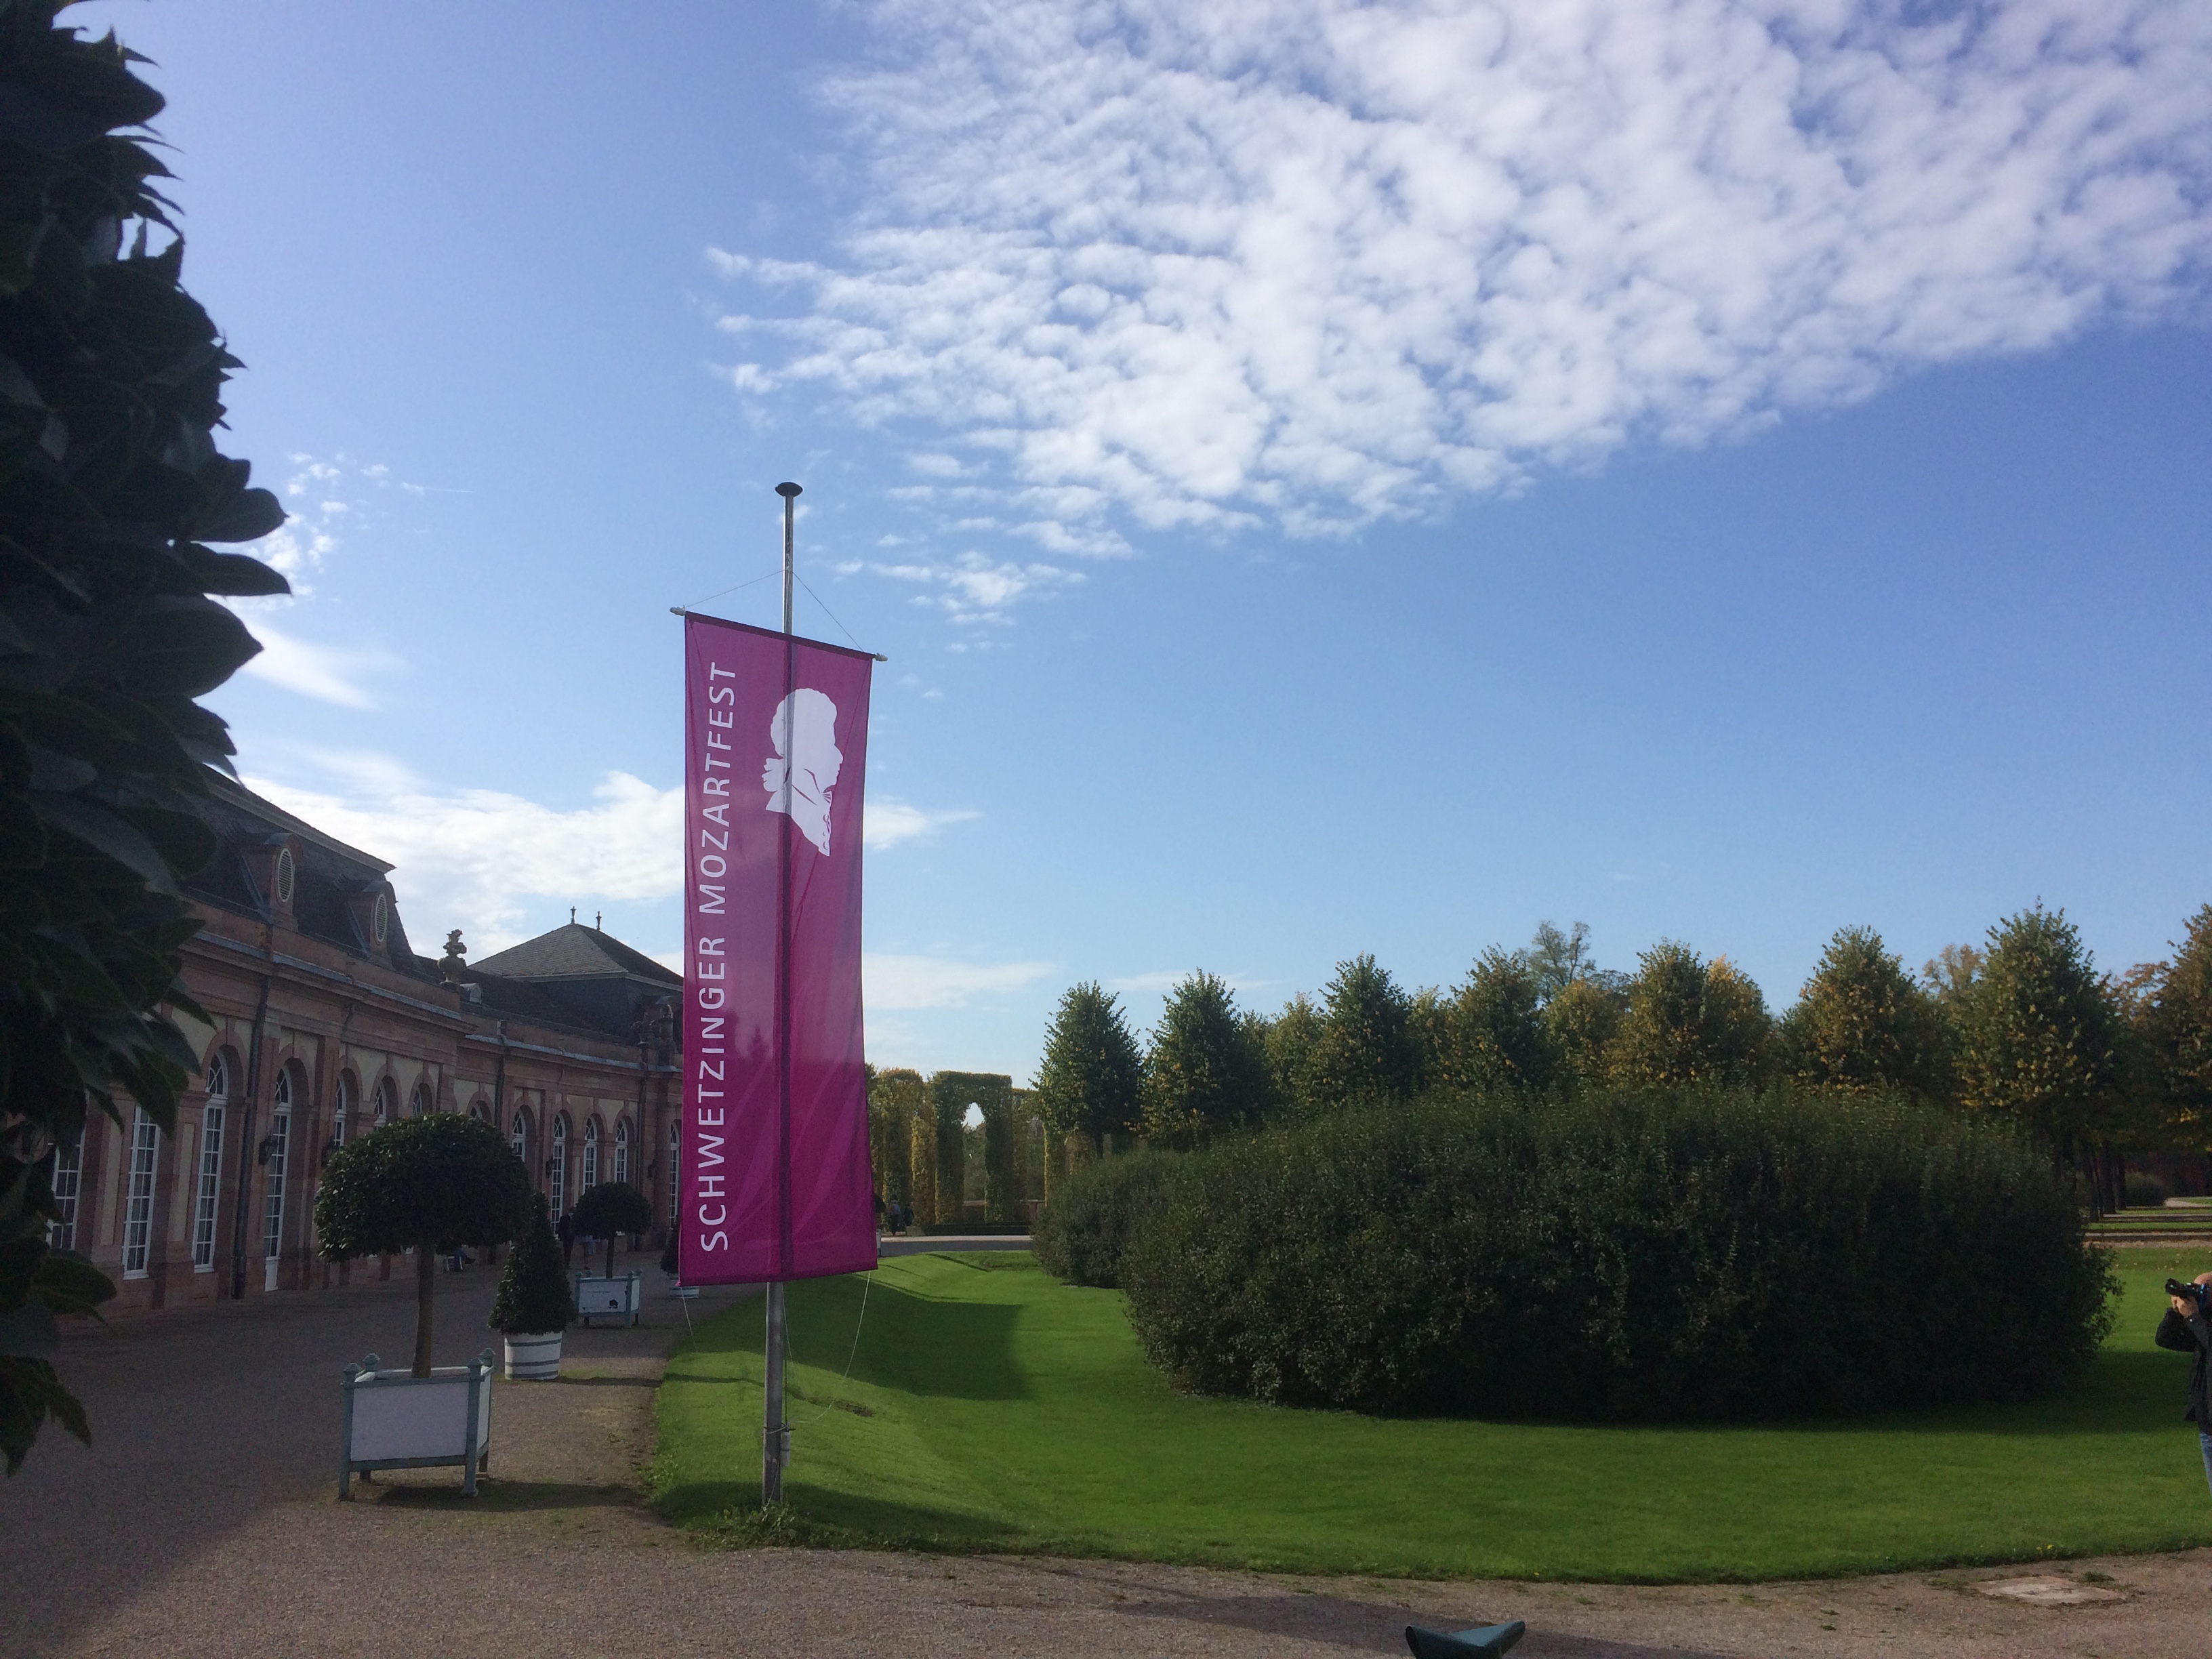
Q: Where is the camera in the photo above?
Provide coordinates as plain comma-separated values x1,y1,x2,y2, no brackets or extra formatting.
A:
2166,1278,2209,1309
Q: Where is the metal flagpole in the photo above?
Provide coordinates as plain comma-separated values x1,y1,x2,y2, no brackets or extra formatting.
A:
764,480,802,1504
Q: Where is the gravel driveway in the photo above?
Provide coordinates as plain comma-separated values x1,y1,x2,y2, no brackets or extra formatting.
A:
5,1248,2207,1658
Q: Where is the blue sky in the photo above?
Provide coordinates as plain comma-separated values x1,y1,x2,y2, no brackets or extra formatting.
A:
81,1,2212,1080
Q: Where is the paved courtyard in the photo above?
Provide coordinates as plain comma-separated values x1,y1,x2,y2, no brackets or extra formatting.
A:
4,1245,2209,1658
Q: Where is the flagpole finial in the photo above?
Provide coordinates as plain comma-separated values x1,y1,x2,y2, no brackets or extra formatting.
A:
775,481,802,499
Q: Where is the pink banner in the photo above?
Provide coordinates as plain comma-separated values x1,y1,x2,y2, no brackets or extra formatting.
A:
679,613,877,1284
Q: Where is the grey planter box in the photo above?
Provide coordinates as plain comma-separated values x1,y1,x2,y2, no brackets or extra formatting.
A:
339,1349,494,1498
573,1269,642,1328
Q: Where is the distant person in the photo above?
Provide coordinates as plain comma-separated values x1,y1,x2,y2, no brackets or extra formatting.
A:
556,1210,575,1269
873,1190,886,1237
2156,1269,2212,1497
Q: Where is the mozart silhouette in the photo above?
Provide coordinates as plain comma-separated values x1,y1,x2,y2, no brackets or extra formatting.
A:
762,687,842,855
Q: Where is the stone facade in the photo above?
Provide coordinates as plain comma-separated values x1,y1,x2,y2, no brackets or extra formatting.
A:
52,775,680,1314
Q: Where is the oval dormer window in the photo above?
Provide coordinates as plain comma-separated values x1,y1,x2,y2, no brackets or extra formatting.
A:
274,847,295,905
371,893,390,946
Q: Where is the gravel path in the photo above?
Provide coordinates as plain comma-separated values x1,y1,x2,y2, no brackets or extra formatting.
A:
5,1248,2208,1658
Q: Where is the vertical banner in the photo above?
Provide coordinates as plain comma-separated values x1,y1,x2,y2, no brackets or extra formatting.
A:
680,613,877,1284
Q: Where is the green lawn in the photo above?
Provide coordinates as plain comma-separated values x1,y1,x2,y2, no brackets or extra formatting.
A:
651,1250,2212,1582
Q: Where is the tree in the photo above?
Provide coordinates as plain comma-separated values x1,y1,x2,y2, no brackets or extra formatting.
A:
315,1115,534,1376
2144,905,2212,1151
0,5,287,1473
1307,954,1417,1108
570,1180,653,1279
1141,970,1266,1147
867,1066,926,1212
1031,983,1143,1158
1431,948,1552,1094
1611,943,1772,1088
1523,920,1596,1004
1258,994,1322,1118
1544,975,1624,1095
489,1194,575,1338
1954,906,2121,1181
1780,926,1948,1100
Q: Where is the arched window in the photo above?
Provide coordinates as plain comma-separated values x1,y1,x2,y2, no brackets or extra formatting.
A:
333,1072,354,1149
549,1113,570,1216
121,1107,159,1277
581,1118,600,1193
192,1050,234,1270
409,1080,431,1118
510,1107,530,1168
264,1066,295,1265
469,1098,489,1123
613,1118,630,1187
47,1128,83,1251
668,1118,679,1231
372,1077,396,1127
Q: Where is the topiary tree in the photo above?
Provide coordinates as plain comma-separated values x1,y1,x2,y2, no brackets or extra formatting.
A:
0,3,287,1472
490,1194,575,1338
1612,942,1772,1088
1032,983,1143,1166
316,1115,533,1376
1543,975,1624,1096
2145,905,2212,1151
570,1180,653,1279
1141,970,1267,1147
1780,926,1949,1101
1307,954,1418,1109
1431,948,1553,1095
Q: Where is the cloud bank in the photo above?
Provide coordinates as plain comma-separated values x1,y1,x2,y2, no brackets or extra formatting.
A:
714,0,2212,535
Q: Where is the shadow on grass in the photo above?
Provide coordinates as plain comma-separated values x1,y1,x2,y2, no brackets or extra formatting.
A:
683,1269,1031,1403
363,1479,640,1513
659,1481,1017,1549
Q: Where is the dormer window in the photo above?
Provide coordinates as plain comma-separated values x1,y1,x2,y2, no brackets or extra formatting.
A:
274,846,295,906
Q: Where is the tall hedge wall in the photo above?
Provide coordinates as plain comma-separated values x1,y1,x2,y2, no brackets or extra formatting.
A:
1113,1088,2114,1421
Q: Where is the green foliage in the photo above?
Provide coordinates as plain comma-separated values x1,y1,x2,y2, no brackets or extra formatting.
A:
315,1113,534,1258
1122,1086,2114,1421
2143,905,2212,1151
1031,984,1142,1147
1306,954,1417,1109
1429,948,1553,1094
1141,970,1267,1147
1542,975,1623,1094
2123,1168,2169,1208
571,1179,652,1240
1031,1147,1179,1288
930,1071,1014,1222
867,1066,926,1210
1610,943,1771,1087
1523,919,1601,1004
489,1193,575,1336
1780,926,1949,1100
0,1157,108,1472
0,2,285,1470
1257,992,1322,1118
1954,906,2121,1162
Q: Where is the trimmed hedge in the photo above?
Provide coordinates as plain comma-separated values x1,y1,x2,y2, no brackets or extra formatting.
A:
1120,1088,2115,1421
1031,1148,1179,1288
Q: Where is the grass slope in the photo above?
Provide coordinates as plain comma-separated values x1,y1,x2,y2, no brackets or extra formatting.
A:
652,1250,2212,1582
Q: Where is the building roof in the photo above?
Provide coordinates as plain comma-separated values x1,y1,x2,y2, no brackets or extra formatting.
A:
469,923,680,987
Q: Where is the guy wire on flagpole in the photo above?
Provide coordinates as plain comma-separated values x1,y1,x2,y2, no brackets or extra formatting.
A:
762,478,802,1507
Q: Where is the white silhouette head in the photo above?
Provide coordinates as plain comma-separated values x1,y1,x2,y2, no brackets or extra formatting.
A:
762,688,842,855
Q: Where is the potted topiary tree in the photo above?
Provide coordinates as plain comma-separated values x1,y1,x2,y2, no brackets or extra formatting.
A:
489,1193,575,1379
316,1113,533,1494
569,1181,654,1326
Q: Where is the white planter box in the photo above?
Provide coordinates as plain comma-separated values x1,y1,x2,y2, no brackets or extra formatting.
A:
573,1269,642,1328
503,1330,562,1380
339,1350,494,1498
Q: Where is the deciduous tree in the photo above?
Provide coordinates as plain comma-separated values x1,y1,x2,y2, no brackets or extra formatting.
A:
1431,948,1553,1094
1612,943,1772,1088
1032,983,1143,1157
1142,971,1267,1147
1781,926,1948,1100
1307,954,1417,1108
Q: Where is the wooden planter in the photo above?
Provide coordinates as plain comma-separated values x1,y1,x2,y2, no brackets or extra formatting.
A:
339,1350,494,1498
501,1330,562,1380
573,1269,642,1328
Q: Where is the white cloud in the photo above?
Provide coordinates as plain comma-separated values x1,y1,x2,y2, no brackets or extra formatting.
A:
865,799,983,848
854,551,1083,623
243,758,684,951
242,756,977,950
865,953,1056,1008
237,621,401,709
712,0,2212,536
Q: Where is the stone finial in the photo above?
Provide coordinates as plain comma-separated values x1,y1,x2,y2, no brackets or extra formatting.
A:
440,930,466,985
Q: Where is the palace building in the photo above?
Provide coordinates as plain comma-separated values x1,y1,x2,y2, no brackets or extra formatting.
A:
52,773,681,1313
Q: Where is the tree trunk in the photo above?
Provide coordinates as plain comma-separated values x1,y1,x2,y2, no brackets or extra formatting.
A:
413,1241,436,1378
605,1234,615,1279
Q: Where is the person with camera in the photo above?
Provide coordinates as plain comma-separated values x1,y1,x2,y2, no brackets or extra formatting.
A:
2155,1272,2212,1495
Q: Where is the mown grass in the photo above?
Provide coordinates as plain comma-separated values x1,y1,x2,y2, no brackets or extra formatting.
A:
650,1250,2212,1582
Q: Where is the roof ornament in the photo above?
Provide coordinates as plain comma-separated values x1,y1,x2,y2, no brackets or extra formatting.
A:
439,929,467,986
